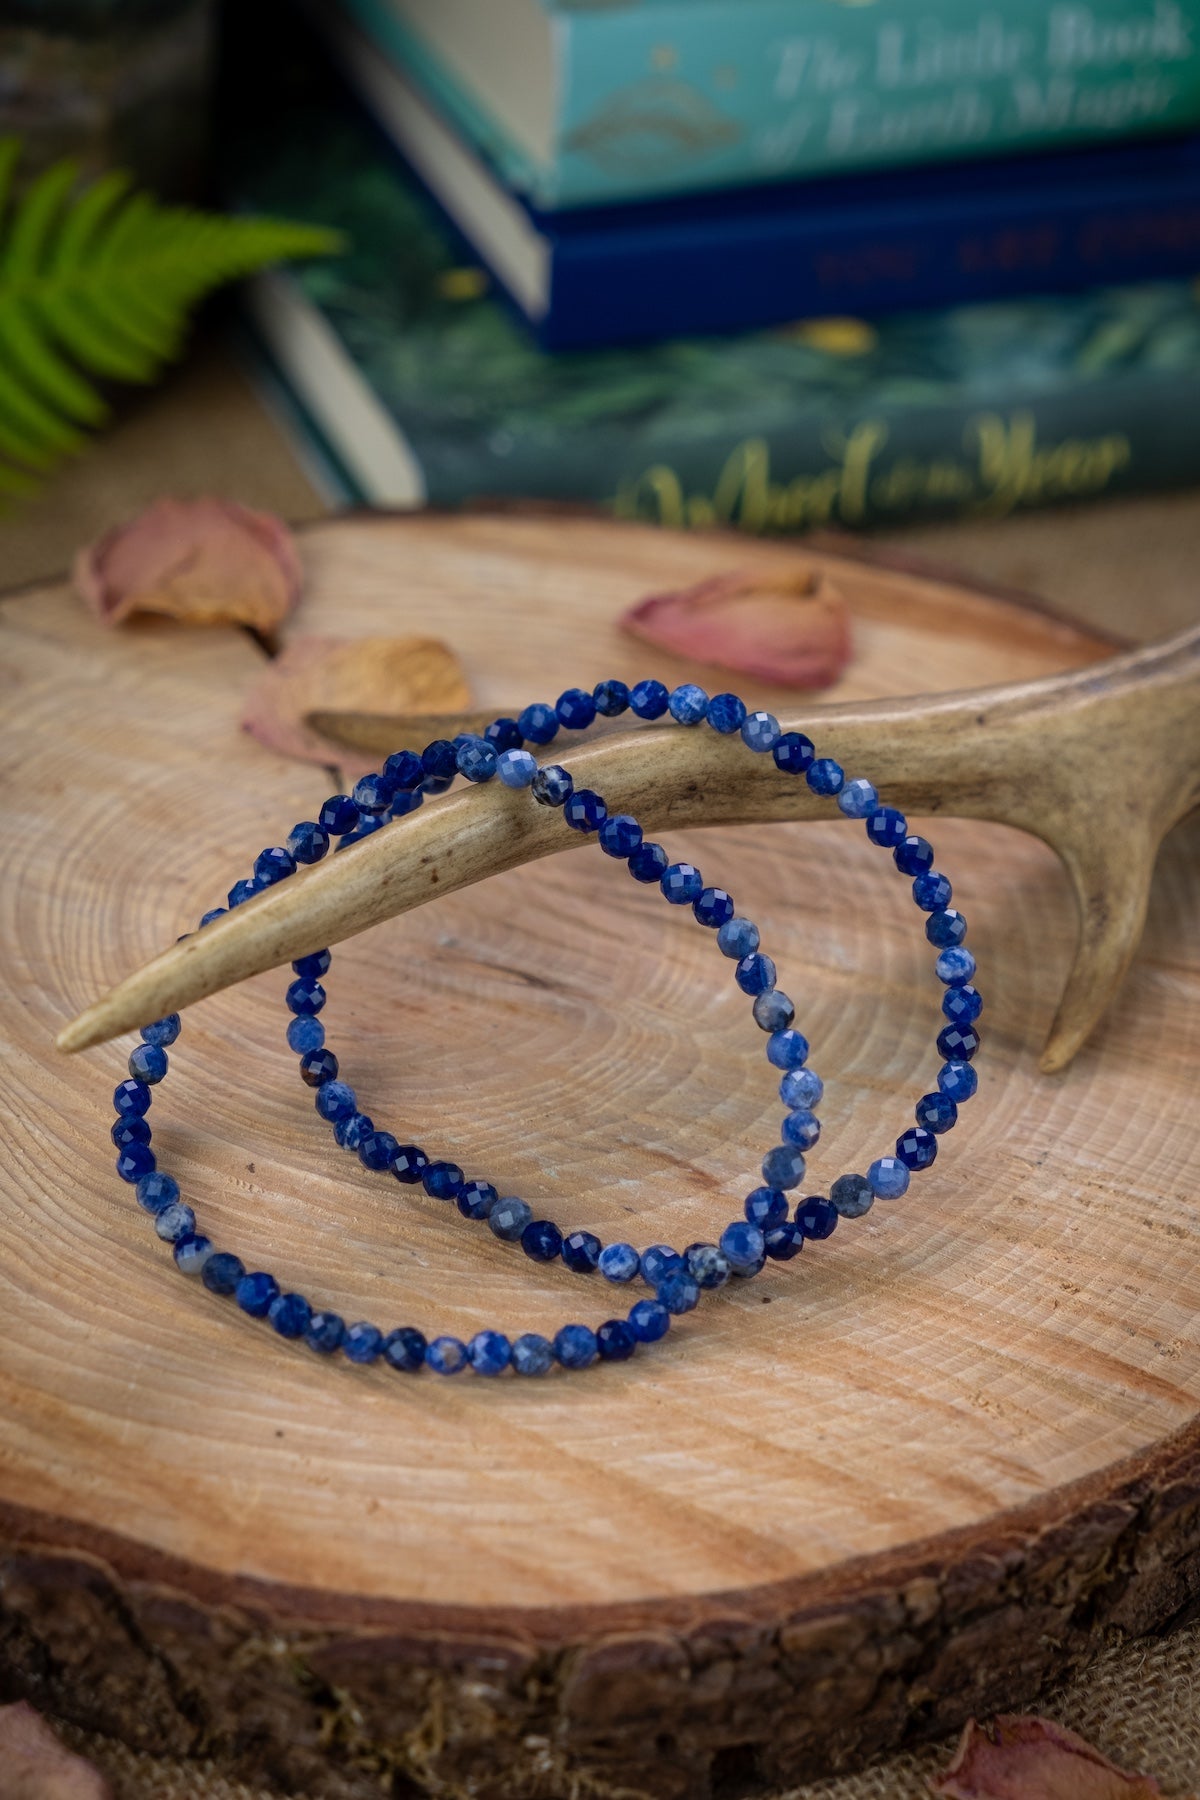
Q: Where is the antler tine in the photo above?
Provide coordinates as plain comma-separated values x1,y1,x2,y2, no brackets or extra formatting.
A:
57,625,1200,1070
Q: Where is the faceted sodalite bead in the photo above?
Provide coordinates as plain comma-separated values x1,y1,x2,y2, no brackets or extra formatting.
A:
629,679,669,719
718,916,759,960
294,948,332,979
562,1230,602,1273
268,1291,312,1338
300,1048,339,1088
720,1220,765,1273
140,1014,181,1047
741,710,781,752
927,908,968,948
518,702,559,745
468,1330,511,1376
532,764,573,807
391,1144,429,1184
237,1271,280,1318
315,1080,357,1123
896,1125,938,1170
343,1322,384,1364
895,835,935,877
744,1187,788,1229
694,886,734,928
867,1156,910,1199
305,1311,346,1354
227,877,262,908
155,1201,195,1242
592,678,630,716
599,813,642,858
599,1241,640,1283
936,946,977,986
498,748,537,788
135,1171,179,1215
522,1218,563,1261
773,732,815,775
806,757,844,796
753,988,794,1032
736,952,776,995
555,1324,598,1369
657,1269,700,1314
686,1243,731,1288
255,846,296,886
916,1091,958,1133
767,1029,809,1071
597,1319,637,1361
174,1234,213,1276
112,1117,151,1148
795,1195,839,1239
937,1023,980,1062
866,806,907,849
287,1015,326,1054
628,841,669,883
762,1143,806,1189
337,815,382,848
830,1173,874,1218
913,870,953,911
565,788,607,832
203,1251,244,1294
838,779,879,819
489,1196,532,1241
942,983,983,1024
764,1221,805,1260
706,692,746,734
783,1108,821,1151
353,772,393,814
512,1332,555,1376
335,1112,373,1150
426,1336,468,1375
319,794,360,836
128,1043,168,1084
114,1075,153,1119
117,1143,155,1183
557,687,597,730
458,1180,498,1220
668,683,708,725
383,1325,427,1371
423,1160,465,1201
628,1299,670,1342
457,739,498,783
199,907,227,927
286,976,325,1016
661,862,703,905
780,1066,823,1110
421,739,459,786
640,1244,682,1286
384,749,426,791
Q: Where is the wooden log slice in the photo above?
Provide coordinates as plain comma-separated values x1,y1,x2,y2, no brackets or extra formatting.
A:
0,513,1197,1800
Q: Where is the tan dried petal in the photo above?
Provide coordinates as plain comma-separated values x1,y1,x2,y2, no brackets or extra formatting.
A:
73,497,303,631
0,1701,111,1799
620,567,852,689
930,1715,1166,1800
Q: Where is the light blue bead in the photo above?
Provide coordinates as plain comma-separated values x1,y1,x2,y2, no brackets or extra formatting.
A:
938,1059,979,1103
135,1171,179,1215
154,1201,195,1243
315,1080,357,1123
740,711,781,752
599,1242,640,1283
426,1336,468,1375
867,1156,911,1199
173,1233,213,1276
783,1109,821,1150
762,1143,806,1190
140,1015,181,1047
936,946,977,986
719,1220,765,1273
287,1015,325,1055
489,1196,532,1241
512,1332,554,1376
668,683,708,725
497,748,537,788
780,1066,823,1110
685,1243,731,1288
717,916,759,960
837,778,879,819
767,1028,809,1070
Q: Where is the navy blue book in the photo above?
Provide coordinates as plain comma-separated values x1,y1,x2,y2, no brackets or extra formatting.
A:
315,0,1200,351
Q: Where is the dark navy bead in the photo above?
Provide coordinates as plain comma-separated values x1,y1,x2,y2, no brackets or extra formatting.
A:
286,977,325,1016
556,687,597,730
140,1015,181,1047
116,1142,155,1183
292,948,331,978
762,1143,806,1189
753,989,794,1031
484,718,523,753
706,692,747,734
599,1241,639,1282
305,1311,346,1354
942,983,983,1024
532,764,573,807
866,806,907,848
599,813,642,858
661,862,703,905
668,683,708,725
597,1319,637,1361
554,1324,598,1369
745,1187,788,1229
718,916,759,959
255,846,296,885
522,1218,563,1261
562,1230,602,1273
299,1048,339,1088
628,1299,670,1342
199,907,227,927
421,739,459,783
457,738,498,783
867,1156,910,1199
173,1234,213,1277
353,773,393,814
457,1180,498,1220
693,886,734,928
657,1269,700,1314
383,749,425,791
627,841,669,883
135,1171,178,1215
203,1252,245,1297
154,1201,194,1242
640,1244,682,1286
334,1112,372,1149
773,731,816,774
319,794,360,836
894,835,934,876
391,1144,429,1184
468,1330,511,1376
927,908,968,948
315,1080,357,1123
937,1023,980,1061
112,1116,151,1148
736,952,776,995
128,1043,168,1084
916,1090,958,1133
489,1196,532,1241
806,757,844,795
383,1325,427,1371
796,1195,839,1239
237,1271,279,1318
343,1322,384,1364
592,679,631,716
897,1126,938,1170
830,1173,873,1218
783,1108,821,1150
268,1292,312,1338
288,820,329,865
359,1130,399,1171
227,877,263,908
287,1014,326,1054
518,702,559,745
936,946,977,986
764,1221,805,1260
423,1160,465,1200
913,870,952,911
629,678,669,720
512,1333,555,1376
565,788,607,832
720,1220,765,1273
114,1078,152,1117
685,1243,731,1288
767,1029,809,1070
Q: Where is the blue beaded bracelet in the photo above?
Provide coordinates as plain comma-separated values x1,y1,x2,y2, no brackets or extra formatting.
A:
111,679,981,1378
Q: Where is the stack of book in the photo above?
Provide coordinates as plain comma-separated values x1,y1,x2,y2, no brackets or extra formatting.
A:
234,0,1200,528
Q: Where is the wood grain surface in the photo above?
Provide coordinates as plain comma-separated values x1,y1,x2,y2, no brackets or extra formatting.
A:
1,513,1198,1800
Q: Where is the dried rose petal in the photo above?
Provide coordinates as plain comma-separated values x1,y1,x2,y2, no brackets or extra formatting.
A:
0,1701,111,1798
621,567,852,689
242,634,470,770
930,1715,1165,1800
73,497,303,631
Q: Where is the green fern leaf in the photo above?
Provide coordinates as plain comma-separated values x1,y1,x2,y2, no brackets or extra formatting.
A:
0,139,344,497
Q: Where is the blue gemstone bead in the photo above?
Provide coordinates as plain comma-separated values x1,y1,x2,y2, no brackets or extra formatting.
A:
498,748,537,788
717,916,759,959
334,1111,372,1149
773,732,816,774
390,1144,429,1185
764,1221,805,1260
720,1220,766,1273
554,1324,598,1369
287,1015,326,1057
668,682,708,725
269,1292,312,1338
913,870,953,911
173,1234,213,1276
458,1180,498,1220
315,1080,357,1123
599,1241,640,1282
299,1048,339,1088
693,886,734,928
532,765,573,807
556,687,597,730
353,772,394,814
661,862,703,905
640,1244,682,1286
628,1299,670,1342
489,1196,532,1241
780,1066,823,1110
806,757,844,796
657,1269,700,1314
936,945,977,986
237,1271,280,1318
343,1322,384,1364
942,983,983,1024
762,1143,806,1189
744,1187,788,1229
597,1319,637,1361
753,988,794,1031
599,813,642,857
457,739,498,783
796,1195,839,1239
565,788,607,832
838,778,879,819
202,1250,244,1294
199,907,227,927
284,822,329,872
706,692,747,734
227,877,263,909
736,952,776,995
128,1043,167,1084
336,816,382,848
937,1023,980,1062
678,1244,726,1290
286,977,325,1016
468,1330,512,1376
562,1230,602,1273
140,1014,181,1047
866,806,907,848
629,679,669,720
380,749,424,792
767,1029,809,1070
783,1108,821,1150
423,1160,465,1201
518,702,559,744
422,739,459,783
255,846,296,886
868,1156,911,1199
895,835,935,877
383,1325,427,1371
114,1078,152,1117
592,679,631,716
927,908,968,948
305,1311,346,1354
319,794,360,836
741,710,781,752
112,1117,150,1148
116,1142,156,1183
135,1171,179,1215
512,1332,555,1375
896,1125,938,1170
522,1218,563,1261
627,841,669,883
830,1173,874,1218
916,1090,958,1133
292,948,331,979
154,1201,195,1242
481,719,522,755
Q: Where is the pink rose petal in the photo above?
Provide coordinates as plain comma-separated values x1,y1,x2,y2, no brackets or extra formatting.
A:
930,1715,1165,1800
621,568,852,689
0,1701,111,1799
